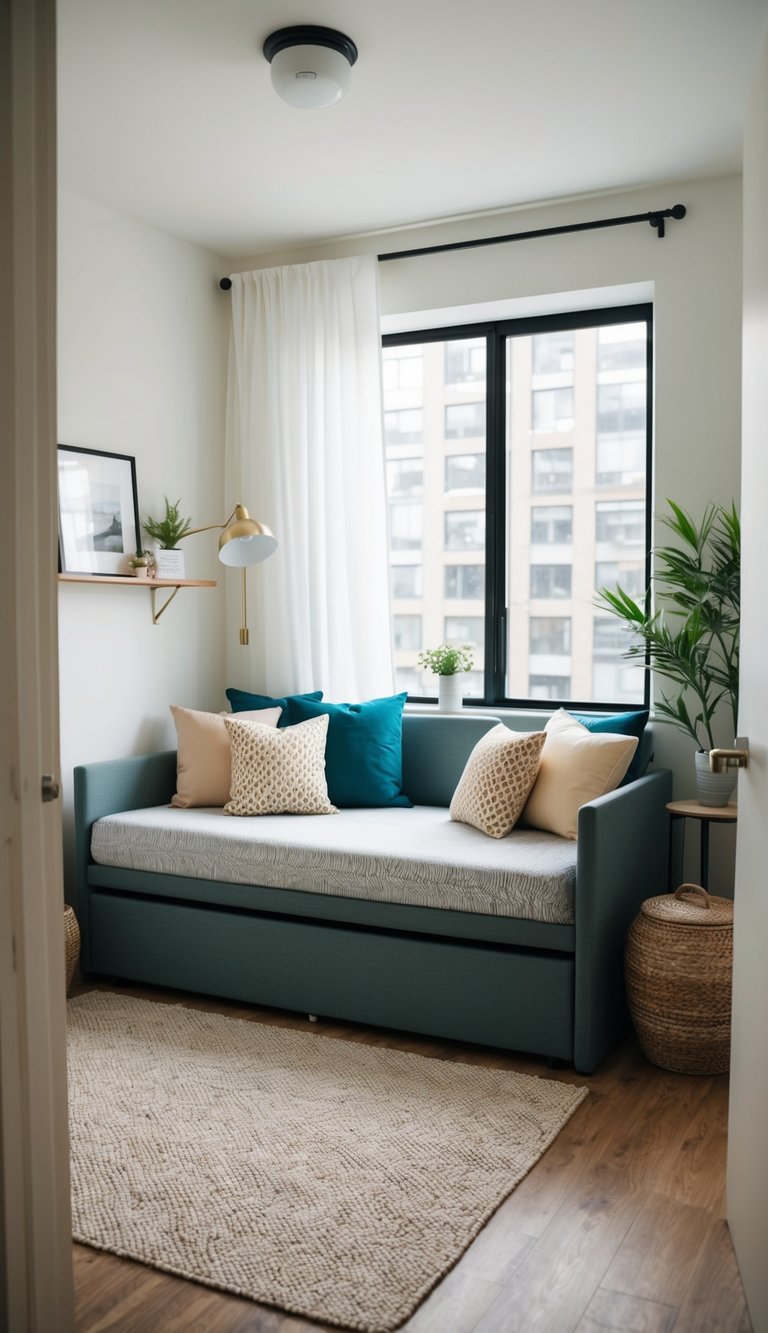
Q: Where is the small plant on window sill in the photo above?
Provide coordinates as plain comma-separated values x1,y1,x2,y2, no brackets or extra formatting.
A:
418,644,474,676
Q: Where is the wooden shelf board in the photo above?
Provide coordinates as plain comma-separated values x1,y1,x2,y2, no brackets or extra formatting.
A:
58,574,217,588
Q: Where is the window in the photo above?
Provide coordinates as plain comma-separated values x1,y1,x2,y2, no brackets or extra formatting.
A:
391,564,422,598
445,510,485,550
532,331,574,375
531,505,573,545
532,448,573,494
445,564,485,599
529,674,571,700
393,614,422,651
384,408,422,447
532,387,574,433
530,617,571,655
530,564,572,599
444,616,484,649
382,350,423,390
383,306,651,707
445,453,486,492
444,401,485,439
387,458,423,497
444,339,485,385
389,504,422,551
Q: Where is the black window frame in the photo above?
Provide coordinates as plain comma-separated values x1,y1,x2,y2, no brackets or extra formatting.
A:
383,303,652,712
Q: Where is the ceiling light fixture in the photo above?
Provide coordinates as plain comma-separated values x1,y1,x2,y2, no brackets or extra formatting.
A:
263,25,358,109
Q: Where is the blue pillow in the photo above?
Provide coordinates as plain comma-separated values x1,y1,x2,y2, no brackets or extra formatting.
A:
572,709,650,782
286,693,412,808
226,687,323,727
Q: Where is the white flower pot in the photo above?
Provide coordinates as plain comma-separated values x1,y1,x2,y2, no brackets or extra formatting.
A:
695,750,737,807
154,548,185,580
437,673,464,713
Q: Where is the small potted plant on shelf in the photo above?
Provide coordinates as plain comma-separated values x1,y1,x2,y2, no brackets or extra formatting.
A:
127,550,155,579
418,643,474,713
143,497,193,580
595,499,740,806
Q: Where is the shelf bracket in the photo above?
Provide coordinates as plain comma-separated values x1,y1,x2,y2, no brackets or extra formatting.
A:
151,584,181,624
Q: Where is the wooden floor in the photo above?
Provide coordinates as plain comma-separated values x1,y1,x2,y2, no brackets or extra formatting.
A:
70,981,752,1333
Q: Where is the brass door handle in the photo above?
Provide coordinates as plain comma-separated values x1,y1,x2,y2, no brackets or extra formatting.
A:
709,742,749,774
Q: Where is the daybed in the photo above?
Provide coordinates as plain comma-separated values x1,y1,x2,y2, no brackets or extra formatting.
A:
72,713,671,1073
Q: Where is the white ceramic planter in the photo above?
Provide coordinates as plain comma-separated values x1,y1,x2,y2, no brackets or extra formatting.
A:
437,673,464,713
154,548,185,580
695,749,737,807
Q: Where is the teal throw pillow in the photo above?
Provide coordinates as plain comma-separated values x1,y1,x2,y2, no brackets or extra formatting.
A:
286,693,412,809
226,687,323,727
572,709,650,782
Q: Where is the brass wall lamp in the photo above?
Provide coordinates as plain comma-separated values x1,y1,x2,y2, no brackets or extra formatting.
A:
154,504,277,644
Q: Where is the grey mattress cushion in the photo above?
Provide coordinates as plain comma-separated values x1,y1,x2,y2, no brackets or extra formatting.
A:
91,805,577,924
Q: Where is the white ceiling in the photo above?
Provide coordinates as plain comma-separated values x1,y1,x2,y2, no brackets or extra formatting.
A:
57,0,768,259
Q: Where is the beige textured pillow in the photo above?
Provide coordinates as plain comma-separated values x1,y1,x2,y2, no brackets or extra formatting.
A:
170,705,281,808
522,708,638,840
449,725,546,839
224,714,337,817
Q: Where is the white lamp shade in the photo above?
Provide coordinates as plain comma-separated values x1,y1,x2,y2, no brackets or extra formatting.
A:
269,42,352,109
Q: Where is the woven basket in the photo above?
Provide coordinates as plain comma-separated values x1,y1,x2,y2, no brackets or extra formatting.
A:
64,905,80,993
625,883,733,1075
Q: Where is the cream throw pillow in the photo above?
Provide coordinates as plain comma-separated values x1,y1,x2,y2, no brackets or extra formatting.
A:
170,705,281,808
449,724,546,839
521,708,638,840
224,714,337,816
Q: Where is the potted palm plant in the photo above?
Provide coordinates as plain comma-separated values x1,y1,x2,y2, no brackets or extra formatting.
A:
143,498,193,580
418,643,475,712
595,499,740,805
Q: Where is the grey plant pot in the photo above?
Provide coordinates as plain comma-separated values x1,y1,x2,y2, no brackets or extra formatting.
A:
695,749,737,807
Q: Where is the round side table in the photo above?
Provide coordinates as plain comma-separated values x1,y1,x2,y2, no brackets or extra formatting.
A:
666,800,737,890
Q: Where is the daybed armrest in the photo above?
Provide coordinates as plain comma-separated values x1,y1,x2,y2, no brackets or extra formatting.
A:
73,752,177,962
573,768,673,1073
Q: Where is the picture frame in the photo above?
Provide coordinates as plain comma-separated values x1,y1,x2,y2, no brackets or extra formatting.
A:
57,445,141,576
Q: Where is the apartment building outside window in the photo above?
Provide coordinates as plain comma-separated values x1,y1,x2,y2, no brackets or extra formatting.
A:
383,306,651,706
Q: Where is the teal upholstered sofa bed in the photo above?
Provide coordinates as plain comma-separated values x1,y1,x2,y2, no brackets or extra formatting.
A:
72,713,671,1074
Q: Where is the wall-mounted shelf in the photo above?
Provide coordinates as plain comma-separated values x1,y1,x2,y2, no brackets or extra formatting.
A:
57,573,217,624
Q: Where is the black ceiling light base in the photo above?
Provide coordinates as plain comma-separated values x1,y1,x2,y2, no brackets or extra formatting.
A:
262,26,358,67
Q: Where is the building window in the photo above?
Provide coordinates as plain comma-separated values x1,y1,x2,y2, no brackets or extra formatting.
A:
445,564,485,599
445,616,484,649
444,339,485,385
391,564,422,598
384,408,422,447
389,504,422,551
529,674,571,700
529,617,571,656
531,505,573,545
383,306,650,707
592,617,646,704
445,453,486,492
445,401,485,439
532,448,573,494
382,349,423,390
387,458,423,497
445,510,485,550
393,614,422,651
532,387,574,433
532,331,575,375
530,565,572,599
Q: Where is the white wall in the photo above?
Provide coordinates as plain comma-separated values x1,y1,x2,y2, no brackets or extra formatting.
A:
58,190,229,894
235,176,743,888
727,21,768,1331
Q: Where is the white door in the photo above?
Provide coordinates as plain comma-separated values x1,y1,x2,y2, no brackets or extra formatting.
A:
727,23,768,1333
0,0,74,1329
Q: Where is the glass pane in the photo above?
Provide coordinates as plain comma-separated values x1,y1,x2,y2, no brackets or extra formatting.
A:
384,338,486,697
506,321,647,704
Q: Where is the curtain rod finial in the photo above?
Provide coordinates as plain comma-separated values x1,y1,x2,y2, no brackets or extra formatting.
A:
220,277,232,291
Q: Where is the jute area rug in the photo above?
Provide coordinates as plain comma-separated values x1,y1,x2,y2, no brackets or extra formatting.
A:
68,992,586,1332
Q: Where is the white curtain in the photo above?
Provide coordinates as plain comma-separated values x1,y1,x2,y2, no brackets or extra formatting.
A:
224,255,395,702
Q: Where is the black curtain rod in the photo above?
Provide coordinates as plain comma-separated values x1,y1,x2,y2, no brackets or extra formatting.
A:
219,204,686,288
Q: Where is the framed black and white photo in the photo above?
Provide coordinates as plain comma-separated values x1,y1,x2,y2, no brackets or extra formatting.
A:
57,446,141,576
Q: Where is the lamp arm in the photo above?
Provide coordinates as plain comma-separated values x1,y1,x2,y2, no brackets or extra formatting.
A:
184,508,239,540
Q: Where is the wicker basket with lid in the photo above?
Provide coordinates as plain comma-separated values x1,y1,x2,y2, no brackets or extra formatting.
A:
625,883,733,1074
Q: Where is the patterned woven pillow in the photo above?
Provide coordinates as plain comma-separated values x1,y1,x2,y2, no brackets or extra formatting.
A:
224,714,337,817
449,724,546,839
